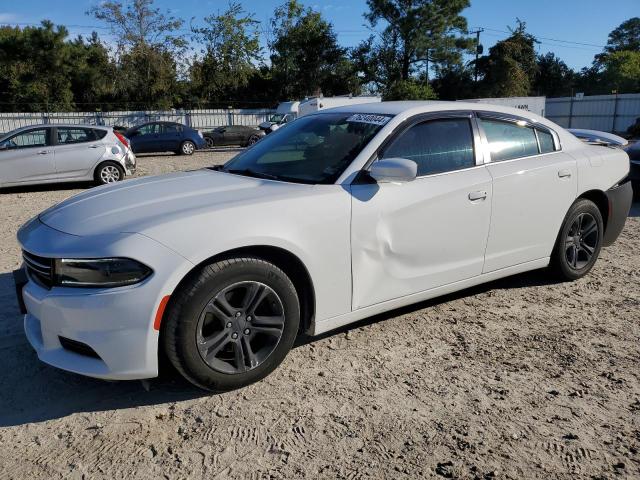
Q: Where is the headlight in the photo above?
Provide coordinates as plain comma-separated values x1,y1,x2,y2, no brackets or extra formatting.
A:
54,258,152,288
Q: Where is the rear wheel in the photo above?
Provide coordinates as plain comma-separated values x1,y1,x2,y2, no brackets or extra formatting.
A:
204,136,215,149
180,140,196,155
550,199,603,280
95,161,124,185
162,257,300,392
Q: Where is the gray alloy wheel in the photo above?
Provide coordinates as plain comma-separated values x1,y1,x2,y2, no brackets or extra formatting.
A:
196,281,285,374
550,198,603,281
98,163,122,184
564,212,599,270
181,141,196,155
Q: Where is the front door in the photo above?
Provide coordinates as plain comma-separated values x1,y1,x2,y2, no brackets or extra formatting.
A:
131,123,161,153
350,114,493,310
0,127,55,185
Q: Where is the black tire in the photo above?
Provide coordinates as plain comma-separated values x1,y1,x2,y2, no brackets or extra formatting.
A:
162,257,300,392
246,134,261,147
94,161,124,185
204,136,215,149
180,140,196,156
550,198,603,281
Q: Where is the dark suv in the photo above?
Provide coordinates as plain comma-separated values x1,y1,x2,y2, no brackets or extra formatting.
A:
125,122,206,155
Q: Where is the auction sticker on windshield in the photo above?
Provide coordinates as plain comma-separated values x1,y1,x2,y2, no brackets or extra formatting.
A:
346,114,392,126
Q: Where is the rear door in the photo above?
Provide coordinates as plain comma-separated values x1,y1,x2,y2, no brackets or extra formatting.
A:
350,113,493,309
0,127,55,185
160,123,183,151
478,113,577,272
52,127,105,179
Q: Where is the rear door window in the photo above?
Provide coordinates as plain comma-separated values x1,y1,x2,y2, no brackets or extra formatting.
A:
382,118,476,176
480,118,539,162
56,127,96,144
537,129,556,154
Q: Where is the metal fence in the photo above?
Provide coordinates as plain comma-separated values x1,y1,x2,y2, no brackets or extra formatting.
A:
0,108,275,134
546,93,640,134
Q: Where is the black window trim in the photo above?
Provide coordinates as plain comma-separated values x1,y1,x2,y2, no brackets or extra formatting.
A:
355,110,484,183
474,110,562,164
51,126,99,146
1,126,52,150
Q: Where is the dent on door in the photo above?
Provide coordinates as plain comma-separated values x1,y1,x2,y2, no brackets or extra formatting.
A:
350,167,493,310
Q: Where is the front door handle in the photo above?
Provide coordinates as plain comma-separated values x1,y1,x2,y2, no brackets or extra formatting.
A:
37,150,49,155
558,169,572,178
468,191,488,201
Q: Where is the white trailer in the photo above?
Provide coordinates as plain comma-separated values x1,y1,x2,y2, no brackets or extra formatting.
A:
462,96,546,117
298,96,382,117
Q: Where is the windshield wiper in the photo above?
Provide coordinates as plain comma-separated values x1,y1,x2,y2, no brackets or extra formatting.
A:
225,168,282,181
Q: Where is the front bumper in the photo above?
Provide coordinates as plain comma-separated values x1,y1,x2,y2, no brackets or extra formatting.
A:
603,180,633,246
16,218,191,380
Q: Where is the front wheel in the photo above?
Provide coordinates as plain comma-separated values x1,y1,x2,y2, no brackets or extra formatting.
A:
550,199,603,281
246,134,261,147
162,257,300,392
180,140,196,155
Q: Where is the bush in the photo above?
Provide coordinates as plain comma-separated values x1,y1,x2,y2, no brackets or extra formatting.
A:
384,80,438,101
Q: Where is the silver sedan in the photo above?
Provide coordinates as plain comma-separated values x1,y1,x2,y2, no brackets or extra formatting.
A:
0,124,136,188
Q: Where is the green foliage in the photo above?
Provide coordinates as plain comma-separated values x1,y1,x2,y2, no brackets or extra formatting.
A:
600,50,640,93
533,52,574,97
364,0,472,82
190,2,262,104
604,17,640,53
477,20,538,97
268,0,359,99
384,79,437,100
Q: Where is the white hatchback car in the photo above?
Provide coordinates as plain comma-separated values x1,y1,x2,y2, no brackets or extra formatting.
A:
15,102,632,391
0,124,135,188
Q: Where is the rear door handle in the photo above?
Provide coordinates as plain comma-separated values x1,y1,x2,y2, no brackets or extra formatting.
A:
37,150,49,155
89,145,100,149
558,169,572,178
468,191,488,201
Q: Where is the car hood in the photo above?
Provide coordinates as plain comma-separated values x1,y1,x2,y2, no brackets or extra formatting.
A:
39,169,313,237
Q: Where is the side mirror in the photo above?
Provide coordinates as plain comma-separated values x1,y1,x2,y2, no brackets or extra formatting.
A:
368,158,417,183
0,143,7,151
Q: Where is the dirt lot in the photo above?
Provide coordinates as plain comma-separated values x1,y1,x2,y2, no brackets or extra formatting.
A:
0,151,639,480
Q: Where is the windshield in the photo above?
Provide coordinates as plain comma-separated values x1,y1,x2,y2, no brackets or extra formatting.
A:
221,112,391,184
269,114,285,123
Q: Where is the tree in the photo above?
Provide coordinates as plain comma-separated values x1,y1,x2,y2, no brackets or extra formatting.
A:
0,21,75,111
385,79,437,100
604,17,640,53
533,52,574,97
364,0,472,82
600,50,640,93
190,2,262,104
477,20,538,97
431,64,475,100
67,33,117,108
87,0,186,108
269,0,360,99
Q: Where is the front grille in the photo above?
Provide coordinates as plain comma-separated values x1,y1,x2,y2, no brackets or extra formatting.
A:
59,337,101,359
22,250,54,289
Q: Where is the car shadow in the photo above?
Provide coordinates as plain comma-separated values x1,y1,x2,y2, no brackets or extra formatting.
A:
0,205,636,427
629,200,640,217
0,266,561,427
0,181,95,194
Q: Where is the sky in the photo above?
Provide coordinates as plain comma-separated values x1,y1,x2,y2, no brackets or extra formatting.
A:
0,0,638,70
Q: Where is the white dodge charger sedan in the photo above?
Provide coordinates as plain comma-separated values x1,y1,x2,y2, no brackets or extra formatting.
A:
15,102,632,391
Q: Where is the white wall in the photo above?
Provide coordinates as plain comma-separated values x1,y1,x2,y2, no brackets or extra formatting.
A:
546,93,640,133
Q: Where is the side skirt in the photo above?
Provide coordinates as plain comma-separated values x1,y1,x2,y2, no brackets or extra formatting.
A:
312,257,550,336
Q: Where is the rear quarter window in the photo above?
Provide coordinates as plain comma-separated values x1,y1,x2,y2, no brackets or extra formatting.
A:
93,129,108,140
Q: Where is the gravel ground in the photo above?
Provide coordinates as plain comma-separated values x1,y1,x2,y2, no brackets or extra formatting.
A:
0,151,639,480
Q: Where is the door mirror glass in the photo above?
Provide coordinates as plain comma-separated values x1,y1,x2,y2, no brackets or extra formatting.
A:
369,158,417,183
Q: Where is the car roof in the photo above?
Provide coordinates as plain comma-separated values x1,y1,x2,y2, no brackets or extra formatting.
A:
323,100,549,123
0,123,109,139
